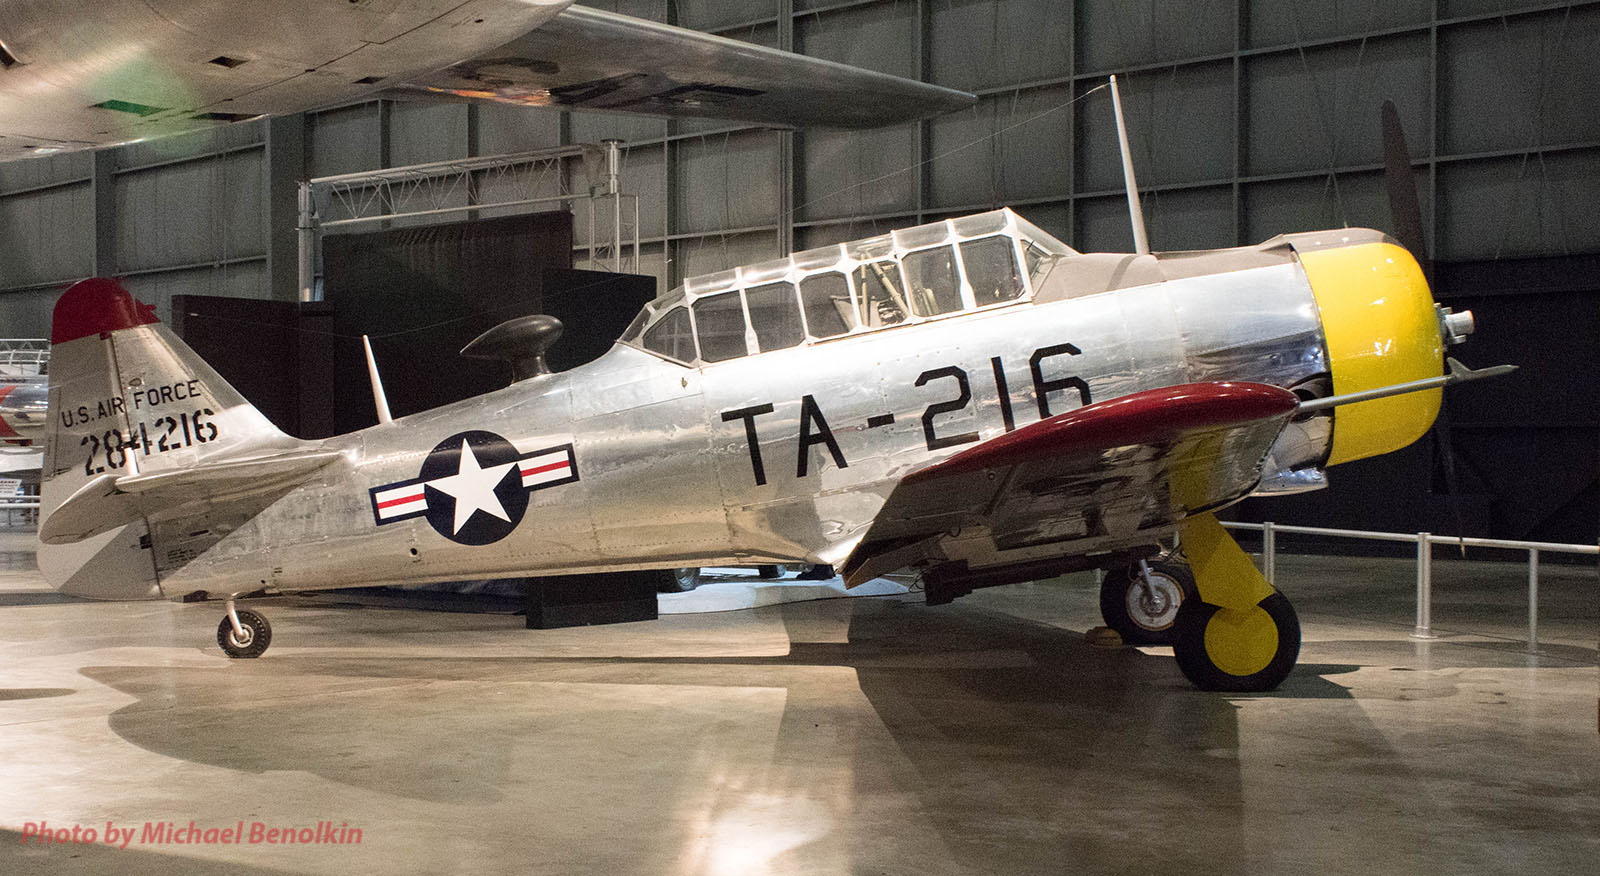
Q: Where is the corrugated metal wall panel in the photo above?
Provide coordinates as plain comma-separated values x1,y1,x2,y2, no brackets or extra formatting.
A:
0,184,93,288
114,149,265,272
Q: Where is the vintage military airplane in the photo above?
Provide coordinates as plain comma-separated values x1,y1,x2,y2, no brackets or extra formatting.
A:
0,344,49,484
36,201,1508,690
0,0,974,158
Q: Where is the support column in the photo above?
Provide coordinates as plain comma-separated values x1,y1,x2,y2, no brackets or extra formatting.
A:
90,149,117,276
264,113,307,302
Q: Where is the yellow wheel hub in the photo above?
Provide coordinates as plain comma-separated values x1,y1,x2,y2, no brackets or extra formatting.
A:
1202,605,1280,677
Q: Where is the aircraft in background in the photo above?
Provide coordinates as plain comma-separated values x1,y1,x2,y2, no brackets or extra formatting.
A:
0,341,47,485
36,201,1508,690
0,0,974,159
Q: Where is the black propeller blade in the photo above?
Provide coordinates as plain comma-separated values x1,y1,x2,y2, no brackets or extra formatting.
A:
1381,99,1465,553
1381,100,1433,284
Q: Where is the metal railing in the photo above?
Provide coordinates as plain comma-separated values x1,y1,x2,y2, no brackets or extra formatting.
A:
0,498,38,526
1223,521,1598,654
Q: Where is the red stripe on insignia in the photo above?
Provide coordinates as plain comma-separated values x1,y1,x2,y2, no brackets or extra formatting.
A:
376,492,425,510
521,460,569,476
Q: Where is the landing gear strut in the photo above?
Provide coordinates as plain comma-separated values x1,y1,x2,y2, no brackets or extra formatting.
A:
1099,556,1196,646
217,599,272,658
1168,514,1300,691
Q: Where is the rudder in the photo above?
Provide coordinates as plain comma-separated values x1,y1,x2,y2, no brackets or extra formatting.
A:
40,278,300,598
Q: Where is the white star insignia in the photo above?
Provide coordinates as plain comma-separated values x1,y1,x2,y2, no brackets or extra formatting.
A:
425,440,518,534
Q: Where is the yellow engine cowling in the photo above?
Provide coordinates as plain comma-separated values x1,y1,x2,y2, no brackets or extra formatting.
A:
1299,237,1445,466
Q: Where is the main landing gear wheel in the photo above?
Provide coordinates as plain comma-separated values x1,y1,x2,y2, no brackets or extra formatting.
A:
217,607,272,658
1171,591,1300,692
1099,559,1196,646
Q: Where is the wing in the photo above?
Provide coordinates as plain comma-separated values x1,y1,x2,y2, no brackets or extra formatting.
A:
0,1,971,160
390,5,975,129
840,382,1300,586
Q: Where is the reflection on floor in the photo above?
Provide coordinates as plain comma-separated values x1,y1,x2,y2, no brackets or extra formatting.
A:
0,526,1595,875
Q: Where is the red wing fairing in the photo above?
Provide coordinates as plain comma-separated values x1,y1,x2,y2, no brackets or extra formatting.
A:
841,382,1299,586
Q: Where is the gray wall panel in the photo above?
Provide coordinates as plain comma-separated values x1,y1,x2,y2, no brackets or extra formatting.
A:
674,0,771,32
1144,186,1237,251
673,232,781,281
1243,172,1398,245
113,150,265,272
308,104,381,179
0,288,59,337
120,261,267,322
569,111,666,147
389,103,468,168
115,122,264,172
1077,0,1234,72
1246,0,1433,47
2,0,1597,313
795,216,916,253
474,104,564,155
673,131,779,234
930,0,1073,91
0,184,93,288
579,0,665,21
1078,64,1233,191
1079,187,1234,254
0,151,90,195
1439,8,1600,155
796,2,918,78
1075,195,1142,254
1245,34,1431,176
575,242,666,290
930,86,1074,209
1438,150,1600,260
1011,202,1071,244
797,125,917,222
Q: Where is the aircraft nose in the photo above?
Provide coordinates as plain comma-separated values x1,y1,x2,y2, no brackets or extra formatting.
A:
1299,239,1445,466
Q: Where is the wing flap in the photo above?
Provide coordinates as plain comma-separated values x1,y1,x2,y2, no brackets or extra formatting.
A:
394,5,975,128
841,382,1299,585
39,449,345,545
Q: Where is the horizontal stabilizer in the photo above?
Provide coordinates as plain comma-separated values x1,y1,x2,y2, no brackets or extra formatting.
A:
40,449,345,545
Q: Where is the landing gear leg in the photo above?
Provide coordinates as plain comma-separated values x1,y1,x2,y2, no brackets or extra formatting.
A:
217,599,272,658
1170,514,1299,691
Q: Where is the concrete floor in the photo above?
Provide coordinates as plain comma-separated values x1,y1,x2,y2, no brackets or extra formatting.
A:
0,528,1595,875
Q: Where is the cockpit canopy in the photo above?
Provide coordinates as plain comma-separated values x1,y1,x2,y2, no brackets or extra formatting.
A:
618,208,1074,366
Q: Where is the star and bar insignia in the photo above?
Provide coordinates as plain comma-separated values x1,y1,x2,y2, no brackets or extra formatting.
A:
368,430,578,546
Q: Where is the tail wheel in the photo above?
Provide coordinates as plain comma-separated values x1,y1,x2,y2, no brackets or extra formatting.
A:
217,609,272,659
1098,559,1196,646
1171,591,1300,692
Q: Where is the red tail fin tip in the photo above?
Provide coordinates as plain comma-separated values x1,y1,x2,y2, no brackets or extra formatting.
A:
51,278,159,345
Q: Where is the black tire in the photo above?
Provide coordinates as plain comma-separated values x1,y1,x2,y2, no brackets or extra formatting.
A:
756,564,782,579
1098,559,1196,645
1172,591,1300,692
217,609,271,659
663,567,702,592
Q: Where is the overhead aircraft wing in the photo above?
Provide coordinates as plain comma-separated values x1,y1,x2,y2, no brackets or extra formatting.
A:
388,5,976,129
39,449,346,545
840,382,1300,586
0,1,972,160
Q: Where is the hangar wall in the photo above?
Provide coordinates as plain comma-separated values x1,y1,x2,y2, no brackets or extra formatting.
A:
0,1,1593,540
1,0,1595,322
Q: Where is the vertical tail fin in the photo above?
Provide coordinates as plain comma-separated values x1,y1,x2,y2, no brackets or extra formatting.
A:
40,278,302,598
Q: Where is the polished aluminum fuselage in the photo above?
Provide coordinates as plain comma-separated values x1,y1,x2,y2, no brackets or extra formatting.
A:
156,260,1327,597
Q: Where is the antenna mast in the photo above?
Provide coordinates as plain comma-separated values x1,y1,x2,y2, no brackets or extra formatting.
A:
1109,75,1150,255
